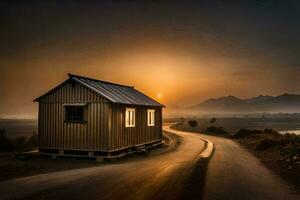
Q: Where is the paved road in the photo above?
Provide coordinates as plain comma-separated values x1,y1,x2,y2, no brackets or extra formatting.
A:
0,126,206,200
162,127,299,200
2,126,298,200
198,133,300,200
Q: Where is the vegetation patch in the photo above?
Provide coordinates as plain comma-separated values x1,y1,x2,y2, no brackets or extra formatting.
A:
172,118,230,137
233,129,300,192
0,129,37,152
255,139,278,150
229,129,265,139
205,126,228,135
187,120,198,128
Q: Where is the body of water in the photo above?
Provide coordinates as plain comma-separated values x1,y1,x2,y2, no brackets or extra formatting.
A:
1,118,300,139
279,130,300,135
166,117,300,135
0,119,37,139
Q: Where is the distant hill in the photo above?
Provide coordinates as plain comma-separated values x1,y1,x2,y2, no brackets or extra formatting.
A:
191,94,300,113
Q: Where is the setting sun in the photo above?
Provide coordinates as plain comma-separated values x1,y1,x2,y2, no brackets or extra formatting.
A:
1,1,300,200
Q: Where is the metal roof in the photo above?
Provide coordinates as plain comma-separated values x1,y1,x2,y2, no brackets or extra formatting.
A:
35,74,165,107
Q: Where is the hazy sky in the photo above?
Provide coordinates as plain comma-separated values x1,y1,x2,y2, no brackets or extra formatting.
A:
1,1,300,118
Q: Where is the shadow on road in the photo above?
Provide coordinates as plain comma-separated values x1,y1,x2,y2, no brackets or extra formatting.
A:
178,157,211,200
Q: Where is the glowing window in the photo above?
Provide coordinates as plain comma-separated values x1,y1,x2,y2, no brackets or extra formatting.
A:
125,108,135,127
147,109,155,126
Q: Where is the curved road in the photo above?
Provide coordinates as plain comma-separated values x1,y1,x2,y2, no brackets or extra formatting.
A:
0,126,206,200
0,125,299,200
169,127,299,200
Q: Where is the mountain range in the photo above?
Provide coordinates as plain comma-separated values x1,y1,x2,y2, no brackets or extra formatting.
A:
191,94,300,113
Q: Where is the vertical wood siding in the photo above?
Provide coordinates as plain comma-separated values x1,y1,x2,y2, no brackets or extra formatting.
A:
109,104,162,150
38,80,110,151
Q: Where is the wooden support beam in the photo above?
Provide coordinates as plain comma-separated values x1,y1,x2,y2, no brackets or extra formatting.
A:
96,156,103,162
88,152,94,157
59,149,64,155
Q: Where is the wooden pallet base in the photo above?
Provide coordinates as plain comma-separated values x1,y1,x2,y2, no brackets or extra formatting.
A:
17,141,163,162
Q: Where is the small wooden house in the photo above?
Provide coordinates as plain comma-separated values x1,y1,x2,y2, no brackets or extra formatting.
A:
34,74,165,156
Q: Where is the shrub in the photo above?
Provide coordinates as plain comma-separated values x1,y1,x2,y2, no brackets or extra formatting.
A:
0,129,14,151
256,139,278,150
232,129,261,139
209,117,217,124
264,128,279,136
180,117,185,124
205,126,228,135
188,120,198,128
0,130,38,152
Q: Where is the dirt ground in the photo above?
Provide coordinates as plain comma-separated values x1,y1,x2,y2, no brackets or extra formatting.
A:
0,152,98,181
0,132,176,182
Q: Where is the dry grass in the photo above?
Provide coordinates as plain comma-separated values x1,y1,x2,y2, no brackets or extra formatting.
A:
233,129,300,192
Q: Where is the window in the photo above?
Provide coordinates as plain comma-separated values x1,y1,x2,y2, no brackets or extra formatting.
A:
147,109,155,126
125,108,135,127
65,106,85,122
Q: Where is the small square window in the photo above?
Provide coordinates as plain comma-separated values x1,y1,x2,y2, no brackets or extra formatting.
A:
65,106,85,123
125,108,135,127
147,109,155,126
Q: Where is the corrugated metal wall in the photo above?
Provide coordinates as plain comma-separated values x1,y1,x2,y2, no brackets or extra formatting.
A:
38,79,162,152
38,80,110,151
109,104,162,150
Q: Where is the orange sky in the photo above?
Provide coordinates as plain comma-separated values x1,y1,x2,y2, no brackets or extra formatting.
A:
1,1,300,118
1,38,298,118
